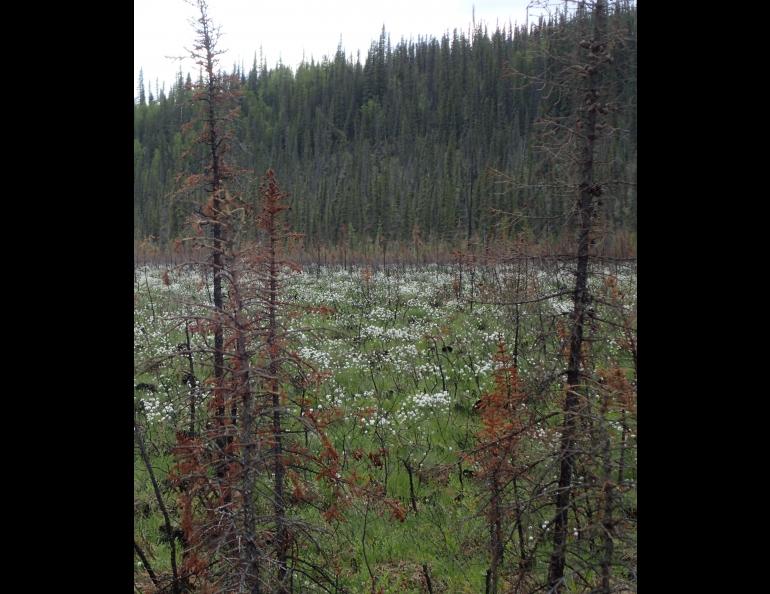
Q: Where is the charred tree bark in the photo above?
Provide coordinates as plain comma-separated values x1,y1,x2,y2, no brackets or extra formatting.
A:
195,0,228,461
599,396,615,594
270,245,288,594
174,3,242,586
187,0,233,507
402,459,419,513
134,539,161,591
422,564,435,594
135,424,180,594
488,471,504,594
183,321,197,437
547,2,608,591
229,271,262,594
260,171,289,593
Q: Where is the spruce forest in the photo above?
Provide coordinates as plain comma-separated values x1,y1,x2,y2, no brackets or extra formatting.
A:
134,1,637,593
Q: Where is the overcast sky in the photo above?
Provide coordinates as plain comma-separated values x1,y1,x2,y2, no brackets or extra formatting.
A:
135,0,545,98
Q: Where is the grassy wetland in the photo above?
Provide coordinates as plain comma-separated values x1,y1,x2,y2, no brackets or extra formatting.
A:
134,258,637,593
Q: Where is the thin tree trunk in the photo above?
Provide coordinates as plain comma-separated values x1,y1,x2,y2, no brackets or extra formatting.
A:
230,272,262,594
422,564,435,594
512,476,530,580
193,0,231,506
488,471,503,594
134,539,161,590
547,2,607,591
135,425,180,593
265,190,288,593
143,267,156,324
184,321,197,437
403,459,418,513
598,387,614,593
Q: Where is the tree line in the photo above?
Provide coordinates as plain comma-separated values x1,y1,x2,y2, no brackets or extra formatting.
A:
134,1,636,252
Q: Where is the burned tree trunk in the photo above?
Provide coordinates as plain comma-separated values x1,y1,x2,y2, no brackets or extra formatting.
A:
258,170,290,593
547,1,608,591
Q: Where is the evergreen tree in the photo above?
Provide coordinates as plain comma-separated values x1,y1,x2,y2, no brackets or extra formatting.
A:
137,67,146,106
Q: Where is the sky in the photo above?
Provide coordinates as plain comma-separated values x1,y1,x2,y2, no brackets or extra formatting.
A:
134,0,546,99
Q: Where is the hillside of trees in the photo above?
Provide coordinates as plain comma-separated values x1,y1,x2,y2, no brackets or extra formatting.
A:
134,3,636,252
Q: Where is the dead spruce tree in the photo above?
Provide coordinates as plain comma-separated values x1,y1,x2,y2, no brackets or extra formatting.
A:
169,168,344,593
494,2,637,591
174,0,243,476
240,170,344,593
543,3,609,590
469,341,528,594
530,3,636,592
255,169,292,593
152,3,345,590
133,2,241,590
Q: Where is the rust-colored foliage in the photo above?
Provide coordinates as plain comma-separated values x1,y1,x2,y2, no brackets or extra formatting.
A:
367,448,388,468
315,434,341,482
257,169,290,232
603,274,622,301
288,470,315,504
469,341,529,592
598,365,636,413
169,432,216,588
167,164,349,590
475,341,527,464
323,504,345,523
383,498,408,522
305,305,336,316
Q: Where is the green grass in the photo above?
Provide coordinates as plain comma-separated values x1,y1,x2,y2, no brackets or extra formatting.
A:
134,262,637,592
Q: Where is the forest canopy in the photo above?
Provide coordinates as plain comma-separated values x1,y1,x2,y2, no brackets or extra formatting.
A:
134,3,636,251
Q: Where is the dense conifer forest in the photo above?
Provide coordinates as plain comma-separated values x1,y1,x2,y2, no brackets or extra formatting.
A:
134,2,636,253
